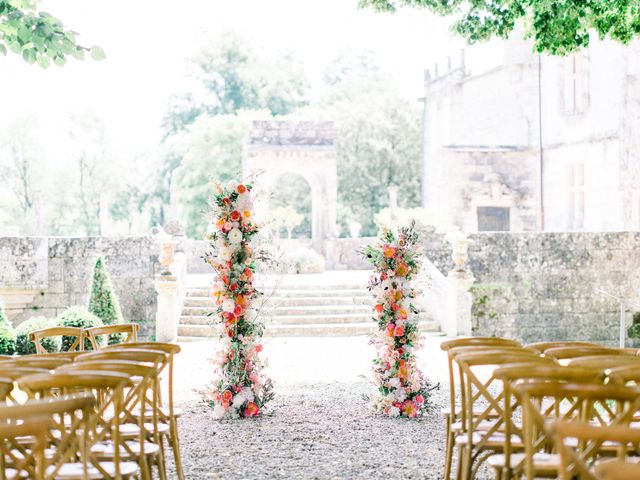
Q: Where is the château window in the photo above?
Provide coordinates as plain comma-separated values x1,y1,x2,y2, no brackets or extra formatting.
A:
477,207,510,231
563,53,589,115
567,162,585,230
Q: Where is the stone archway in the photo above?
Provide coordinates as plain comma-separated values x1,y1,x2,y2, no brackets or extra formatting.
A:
244,120,337,254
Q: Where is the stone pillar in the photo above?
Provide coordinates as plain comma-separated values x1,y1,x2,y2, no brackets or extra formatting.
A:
154,276,178,342
446,271,475,336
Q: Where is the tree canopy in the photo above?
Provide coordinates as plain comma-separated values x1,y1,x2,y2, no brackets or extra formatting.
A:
0,0,104,67
359,0,640,55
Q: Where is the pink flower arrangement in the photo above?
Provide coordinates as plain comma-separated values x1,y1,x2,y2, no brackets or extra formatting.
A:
206,180,274,419
361,221,435,418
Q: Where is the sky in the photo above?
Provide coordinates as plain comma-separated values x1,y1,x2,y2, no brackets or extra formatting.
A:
0,0,503,157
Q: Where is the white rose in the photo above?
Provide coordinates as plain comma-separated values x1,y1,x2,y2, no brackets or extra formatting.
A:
226,180,237,193
388,406,400,417
222,299,235,313
212,404,227,419
219,247,232,261
228,228,243,244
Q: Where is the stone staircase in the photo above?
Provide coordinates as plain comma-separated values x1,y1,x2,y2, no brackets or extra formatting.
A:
177,275,440,341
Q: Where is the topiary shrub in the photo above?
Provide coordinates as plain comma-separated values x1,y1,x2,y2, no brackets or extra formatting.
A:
56,306,103,351
15,316,60,355
0,303,16,355
88,256,125,344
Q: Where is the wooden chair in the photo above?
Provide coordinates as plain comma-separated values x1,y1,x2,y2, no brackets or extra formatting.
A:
490,364,606,479
58,358,167,480
544,346,635,362
514,382,640,480
85,324,140,350
440,337,522,480
103,342,184,480
453,350,548,480
552,421,640,480
525,341,598,353
568,355,640,371
0,356,72,370
28,327,85,354
0,377,15,403
18,371,140,479
0,394,96,480
0,416,52,480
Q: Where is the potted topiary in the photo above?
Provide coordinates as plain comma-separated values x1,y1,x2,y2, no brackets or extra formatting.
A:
15,317,60,355
0,303,16,355
627,312,640,347
56,306,103,351
88,257,126,344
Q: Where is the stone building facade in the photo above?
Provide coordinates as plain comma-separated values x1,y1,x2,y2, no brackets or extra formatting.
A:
423,34,640,232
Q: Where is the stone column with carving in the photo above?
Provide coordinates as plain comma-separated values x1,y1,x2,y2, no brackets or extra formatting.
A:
445,232,475,336
154,230,179,342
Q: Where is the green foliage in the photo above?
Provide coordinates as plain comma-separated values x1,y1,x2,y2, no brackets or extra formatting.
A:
628,312,640,339
359,0,640,55
15,316,59,355
88,257,123,344
270,174,311,238
318,50,422,236
0,303,15,355
0,0,104,66
56,306,103,351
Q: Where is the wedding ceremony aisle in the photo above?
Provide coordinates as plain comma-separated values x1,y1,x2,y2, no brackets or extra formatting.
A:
168,336,458,479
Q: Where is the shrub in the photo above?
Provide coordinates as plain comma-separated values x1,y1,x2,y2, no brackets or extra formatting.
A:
15,316,59,355
0,304,15,355
88,256,125,344
56,306,103,351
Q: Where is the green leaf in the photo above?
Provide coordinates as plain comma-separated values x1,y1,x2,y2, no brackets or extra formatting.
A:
53,55,66,66
8,41,21,54
0,44,6,56
21,48,36,64
90,45,106,61
71,48,85,61
36,54,50,69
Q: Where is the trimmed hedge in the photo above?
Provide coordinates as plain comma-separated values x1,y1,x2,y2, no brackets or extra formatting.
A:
15,316,60,355
88,257,125,344
0,304,15,355
56,306,103,351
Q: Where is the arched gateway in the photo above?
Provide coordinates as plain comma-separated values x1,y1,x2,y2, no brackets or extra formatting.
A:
244,120,338,254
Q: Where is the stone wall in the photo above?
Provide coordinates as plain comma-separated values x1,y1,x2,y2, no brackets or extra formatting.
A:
423,231,640,344
0,237,160,337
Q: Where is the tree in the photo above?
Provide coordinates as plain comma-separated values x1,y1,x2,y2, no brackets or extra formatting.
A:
317,51,422,236
0,303,15,355
359,0,640,55
162,31,310,136
88,256,124,344
0,0,105,67
270,173,312,238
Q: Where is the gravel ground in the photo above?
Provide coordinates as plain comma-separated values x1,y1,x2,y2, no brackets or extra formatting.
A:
164,381,488,480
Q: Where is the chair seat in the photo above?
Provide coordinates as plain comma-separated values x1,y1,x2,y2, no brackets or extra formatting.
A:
455,432,522,447
133,406,183,419
118,422,169,437
48,461,139,479
451,419,501,433
487,452,560,475
595,460,640,480
91,440,160,458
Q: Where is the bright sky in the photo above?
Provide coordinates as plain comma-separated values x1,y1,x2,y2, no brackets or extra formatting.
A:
0,0,502,157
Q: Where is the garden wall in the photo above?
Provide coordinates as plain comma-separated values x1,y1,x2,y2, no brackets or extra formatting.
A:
424,231,640,345
0,237,160,337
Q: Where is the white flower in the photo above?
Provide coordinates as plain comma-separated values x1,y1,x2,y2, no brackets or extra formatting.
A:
388,406,400,417
222,299,235,313
395,388,407,402
387,377,401,389
226,180,237,193
212,404,227,419
218,246,232,261
228,228,243,244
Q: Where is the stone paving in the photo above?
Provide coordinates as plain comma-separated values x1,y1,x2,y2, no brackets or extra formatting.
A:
166,336,492,479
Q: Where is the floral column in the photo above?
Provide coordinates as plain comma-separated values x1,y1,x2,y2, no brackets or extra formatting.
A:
207,180,274,419
362,222,434,418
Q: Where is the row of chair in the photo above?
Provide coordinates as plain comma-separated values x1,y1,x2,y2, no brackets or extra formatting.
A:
0,327,184,479
441,338,640,480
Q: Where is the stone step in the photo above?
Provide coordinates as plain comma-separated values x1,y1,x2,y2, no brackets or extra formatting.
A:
181,305,373,317
182,295,373,308
185,287,369,299
177,321,441,339
268,313,373,325
180,315,215,325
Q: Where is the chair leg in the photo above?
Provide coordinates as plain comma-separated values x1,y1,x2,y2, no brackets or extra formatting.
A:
444,426,454,480
456,443,465,480
170,418,185,480
157,437,167,480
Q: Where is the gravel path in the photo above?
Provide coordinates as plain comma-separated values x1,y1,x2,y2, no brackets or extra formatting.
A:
166,382,469,480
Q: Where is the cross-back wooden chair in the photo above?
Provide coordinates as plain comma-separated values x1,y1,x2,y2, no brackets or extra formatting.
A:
0,377,14,403
28,327,85,354
544,347,635,362
58,358,166,480
490,364,605,480
103,342,184,480
453,350,547,480
0,367,48,404
0,416,52,480
440,337,522,480
0,356,72,370
0,394,97,480
568,355,640,371
17,371,140,479
85,324,140,351
23,351,87,361
551,421,640,480
514,382,640,480
525,341,598,353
